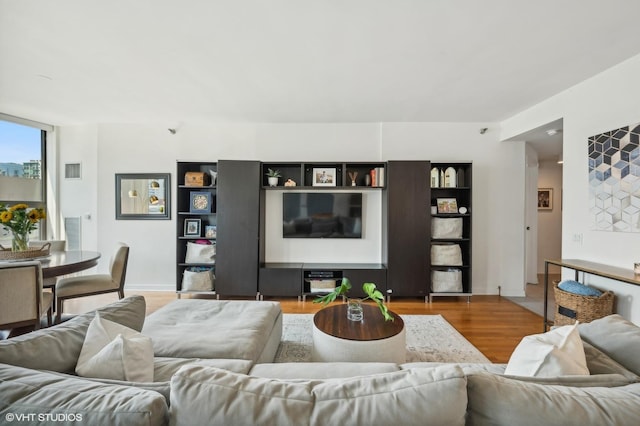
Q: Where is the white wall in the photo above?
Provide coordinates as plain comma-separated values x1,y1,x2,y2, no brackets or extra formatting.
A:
56,121,526,297
537,160,563,273
501,53,640,323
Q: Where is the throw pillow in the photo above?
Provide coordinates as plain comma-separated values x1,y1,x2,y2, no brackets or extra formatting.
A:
558,280,602,297
579,314,640,376
504,323,589,377
76,312,154,382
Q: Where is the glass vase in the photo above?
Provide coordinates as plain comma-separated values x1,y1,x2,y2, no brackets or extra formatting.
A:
347,298,364,322
11,230,29,252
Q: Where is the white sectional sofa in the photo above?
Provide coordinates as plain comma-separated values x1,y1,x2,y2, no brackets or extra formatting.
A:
1,296,640,425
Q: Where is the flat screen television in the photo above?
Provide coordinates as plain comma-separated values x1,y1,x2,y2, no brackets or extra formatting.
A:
283,192,362,238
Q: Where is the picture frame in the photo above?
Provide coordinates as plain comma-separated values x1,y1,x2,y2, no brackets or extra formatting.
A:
538,188,553,210
312,167,337,187
189,191,212,214
205,225,217,239
115,173,171,220
184,218,201,237
436,198,459,214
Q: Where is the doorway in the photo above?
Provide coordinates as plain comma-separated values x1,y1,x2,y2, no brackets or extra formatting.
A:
505,119,563,320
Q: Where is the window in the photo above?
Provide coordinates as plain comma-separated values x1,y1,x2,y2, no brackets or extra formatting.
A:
0,118,47,240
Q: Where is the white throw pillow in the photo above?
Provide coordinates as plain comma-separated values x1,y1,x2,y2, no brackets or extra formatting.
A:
504,323,589,377
76,312,154,382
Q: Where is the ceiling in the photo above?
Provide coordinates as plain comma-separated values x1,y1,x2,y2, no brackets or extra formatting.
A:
1,0,640,127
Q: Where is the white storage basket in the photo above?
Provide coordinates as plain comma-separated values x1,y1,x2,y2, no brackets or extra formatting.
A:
431,269,463,292
431,217,463,239
430,244,463,266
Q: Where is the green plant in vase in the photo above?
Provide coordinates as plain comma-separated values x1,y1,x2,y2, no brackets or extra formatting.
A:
313,277,394,322
265,168,282,187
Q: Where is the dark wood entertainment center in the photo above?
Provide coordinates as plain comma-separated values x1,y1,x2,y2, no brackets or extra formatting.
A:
176,160,472,302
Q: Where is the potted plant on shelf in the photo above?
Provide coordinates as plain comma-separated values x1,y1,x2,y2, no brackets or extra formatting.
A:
265,168,282,187
314,278,394,322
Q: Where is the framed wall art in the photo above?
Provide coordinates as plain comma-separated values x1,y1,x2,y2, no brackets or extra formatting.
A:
115,173,170,220
538,188,552,210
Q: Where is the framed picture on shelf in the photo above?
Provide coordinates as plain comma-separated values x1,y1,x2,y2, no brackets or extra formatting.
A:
189,191,212,213
538,188,553,210
436,198,459,214
312,168,336,187
205,225,217,239
184,218,201,237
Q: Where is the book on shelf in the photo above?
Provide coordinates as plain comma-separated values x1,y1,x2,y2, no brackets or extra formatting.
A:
369,167,385,187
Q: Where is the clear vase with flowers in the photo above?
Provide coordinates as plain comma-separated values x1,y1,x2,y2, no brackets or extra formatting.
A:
0,203,46,252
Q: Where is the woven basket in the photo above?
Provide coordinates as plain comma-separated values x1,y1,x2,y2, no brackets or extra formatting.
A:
553,282,614,326
0,242,50,260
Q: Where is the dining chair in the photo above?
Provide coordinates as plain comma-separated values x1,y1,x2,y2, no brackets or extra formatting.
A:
29,240,66,301
55,242,129,323
0,261,53,333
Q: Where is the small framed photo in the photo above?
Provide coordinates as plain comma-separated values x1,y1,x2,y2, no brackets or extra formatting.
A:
184,218,201,237
205,225,217,239
437,198,459,214
538,188,553,210
189,191,212,213
312,168,337,187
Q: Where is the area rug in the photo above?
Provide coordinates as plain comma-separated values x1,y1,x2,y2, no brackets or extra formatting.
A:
274,313,491,363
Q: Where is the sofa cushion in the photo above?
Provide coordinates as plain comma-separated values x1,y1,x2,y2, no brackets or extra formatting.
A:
579,314,640,376
466,372,640,426
504,323,588,377
0,363,168,426
76,313,154,382
170,365,468,426
0,296,146,373
249,362,400,379
401,362,507,375
142,299,282,362
582,341,639,381
153,357,253,382
40,369,172,406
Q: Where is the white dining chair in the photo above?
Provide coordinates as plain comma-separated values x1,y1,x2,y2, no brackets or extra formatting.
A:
0,261,53,334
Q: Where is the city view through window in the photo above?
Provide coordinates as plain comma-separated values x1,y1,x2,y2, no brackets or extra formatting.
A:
0,120,42,179
0,119,46,240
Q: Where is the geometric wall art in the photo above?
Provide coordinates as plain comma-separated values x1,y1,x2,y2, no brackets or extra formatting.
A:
588,122,640,232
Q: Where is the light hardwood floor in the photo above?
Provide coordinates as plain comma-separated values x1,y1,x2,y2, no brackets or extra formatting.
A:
63,291,543,363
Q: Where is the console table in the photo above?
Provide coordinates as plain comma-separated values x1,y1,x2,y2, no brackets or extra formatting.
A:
259,262,386,300
543,259,640,332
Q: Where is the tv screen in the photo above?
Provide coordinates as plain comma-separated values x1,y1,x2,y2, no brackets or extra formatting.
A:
283,192,362,238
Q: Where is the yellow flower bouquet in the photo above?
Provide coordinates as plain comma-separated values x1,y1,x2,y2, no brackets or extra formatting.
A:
0,203,46,252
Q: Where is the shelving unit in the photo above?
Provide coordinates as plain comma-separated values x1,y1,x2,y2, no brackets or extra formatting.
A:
261,162,386,189
428,162,472,302
384,161,431,298
176,161,217,297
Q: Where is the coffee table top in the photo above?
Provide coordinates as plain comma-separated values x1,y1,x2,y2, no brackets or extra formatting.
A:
313,303,404,341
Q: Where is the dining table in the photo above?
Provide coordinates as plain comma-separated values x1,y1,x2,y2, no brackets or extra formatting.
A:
40,250,101,279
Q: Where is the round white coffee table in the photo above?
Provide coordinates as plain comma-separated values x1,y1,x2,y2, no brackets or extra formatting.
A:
311,304,405,363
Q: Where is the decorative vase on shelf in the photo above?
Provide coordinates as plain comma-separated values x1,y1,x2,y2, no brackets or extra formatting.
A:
444,167,457,187
430,167,440,188
346,298,364,321
11,230,29,252
267,177,279,187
